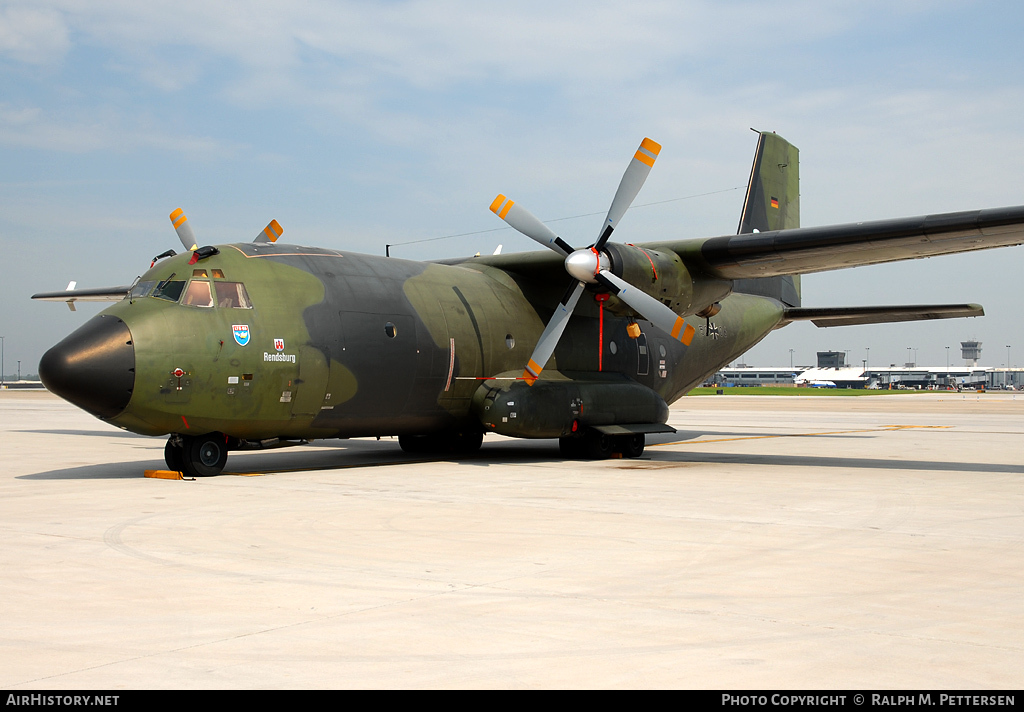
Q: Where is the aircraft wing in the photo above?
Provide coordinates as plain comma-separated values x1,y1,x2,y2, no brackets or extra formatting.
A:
32,286,132,302
32,285,132,311
780,304,983,328
662,205,1024,279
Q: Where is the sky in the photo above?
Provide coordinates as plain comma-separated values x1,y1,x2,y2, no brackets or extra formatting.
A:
2,0,1024,377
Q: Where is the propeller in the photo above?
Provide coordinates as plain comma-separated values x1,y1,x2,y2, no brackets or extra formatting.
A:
168,209,283,264
489,195,574,256
255,219,283,243
169,208,198,251
490,137,695,385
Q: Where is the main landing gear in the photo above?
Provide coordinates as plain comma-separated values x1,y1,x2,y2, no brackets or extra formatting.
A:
558,430,645,460
165,432,230,477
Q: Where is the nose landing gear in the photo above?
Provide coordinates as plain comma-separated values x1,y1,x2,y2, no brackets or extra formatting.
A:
164,432,230,477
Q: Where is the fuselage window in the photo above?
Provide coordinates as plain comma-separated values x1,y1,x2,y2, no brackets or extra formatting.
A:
384,322,397,338
182,280,214,308
214,282,252,309
152,280,186,302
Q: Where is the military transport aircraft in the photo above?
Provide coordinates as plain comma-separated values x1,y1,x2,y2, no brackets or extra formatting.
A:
33,132,1024,476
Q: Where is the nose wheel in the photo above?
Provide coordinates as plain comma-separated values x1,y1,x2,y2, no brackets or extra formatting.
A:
164,433,230,477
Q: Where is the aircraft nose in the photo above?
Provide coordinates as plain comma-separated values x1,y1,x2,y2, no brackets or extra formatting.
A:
38,314,135,419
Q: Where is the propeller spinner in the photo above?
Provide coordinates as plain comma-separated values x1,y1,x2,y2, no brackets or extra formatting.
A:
490,137,695,385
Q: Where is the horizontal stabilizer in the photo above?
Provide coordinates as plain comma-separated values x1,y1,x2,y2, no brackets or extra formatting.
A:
781,303,984,328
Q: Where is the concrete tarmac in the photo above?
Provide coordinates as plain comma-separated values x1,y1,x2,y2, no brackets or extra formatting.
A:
1,390,1021,689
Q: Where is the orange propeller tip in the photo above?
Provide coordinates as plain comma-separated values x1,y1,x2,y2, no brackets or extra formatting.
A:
640,137,661,154
489,194,507,213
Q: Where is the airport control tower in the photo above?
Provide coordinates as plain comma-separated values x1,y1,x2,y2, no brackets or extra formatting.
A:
961,340,982,366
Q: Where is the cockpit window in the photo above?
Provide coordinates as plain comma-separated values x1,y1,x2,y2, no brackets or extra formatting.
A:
152,280,186,302
129,280,156,299
182,280,214,308
214,282,252,308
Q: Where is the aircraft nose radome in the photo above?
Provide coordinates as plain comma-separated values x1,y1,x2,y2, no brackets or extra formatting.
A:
38,314,135,419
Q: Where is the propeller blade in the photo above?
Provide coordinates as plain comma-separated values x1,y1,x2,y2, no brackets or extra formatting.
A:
594,137,661,251
594,270,695,345
489,194,575,256
254,219,283,243
169,208,198,251
522,280,586,385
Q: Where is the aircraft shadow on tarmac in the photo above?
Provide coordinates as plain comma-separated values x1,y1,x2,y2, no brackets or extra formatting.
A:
19,432,1023,479
20,437,571,480
16,429,150,439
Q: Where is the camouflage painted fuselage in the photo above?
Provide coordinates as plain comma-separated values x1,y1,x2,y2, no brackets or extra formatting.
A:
92,241,784,440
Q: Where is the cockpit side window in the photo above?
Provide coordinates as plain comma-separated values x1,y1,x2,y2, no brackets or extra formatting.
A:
152,280,186,302
129,280,156,299
182,280,214,308
214,282,252,309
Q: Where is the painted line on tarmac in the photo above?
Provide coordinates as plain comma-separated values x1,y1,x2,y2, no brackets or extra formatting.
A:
651,424,950,447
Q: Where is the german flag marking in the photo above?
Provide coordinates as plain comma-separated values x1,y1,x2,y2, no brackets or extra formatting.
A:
681,323,695,345
498,199,514,220
770,197,779,209
489,194,506,214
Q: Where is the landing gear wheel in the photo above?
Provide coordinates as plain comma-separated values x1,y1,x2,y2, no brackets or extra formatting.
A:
619,433,645,458
582,429,613,460
181,433,229,477
399,434,431,454
559,436,584,459
449,430,483,453
164,438,184,472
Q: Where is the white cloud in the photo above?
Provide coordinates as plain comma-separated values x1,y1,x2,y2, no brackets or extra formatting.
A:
0,4,70,65
0,102,239,157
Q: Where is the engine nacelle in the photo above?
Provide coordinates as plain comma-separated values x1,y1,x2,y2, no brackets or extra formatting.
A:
603,243,730,317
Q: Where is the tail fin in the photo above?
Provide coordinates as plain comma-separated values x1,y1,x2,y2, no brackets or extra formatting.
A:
737,131,800,233
733,131,802,306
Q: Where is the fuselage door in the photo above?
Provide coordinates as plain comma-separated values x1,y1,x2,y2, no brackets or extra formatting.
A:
336,311,416,415
291,345,330,417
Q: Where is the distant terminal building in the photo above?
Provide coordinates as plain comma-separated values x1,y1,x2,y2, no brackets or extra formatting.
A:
711,364,1021,390
961,340,982,367
713,367,801,386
